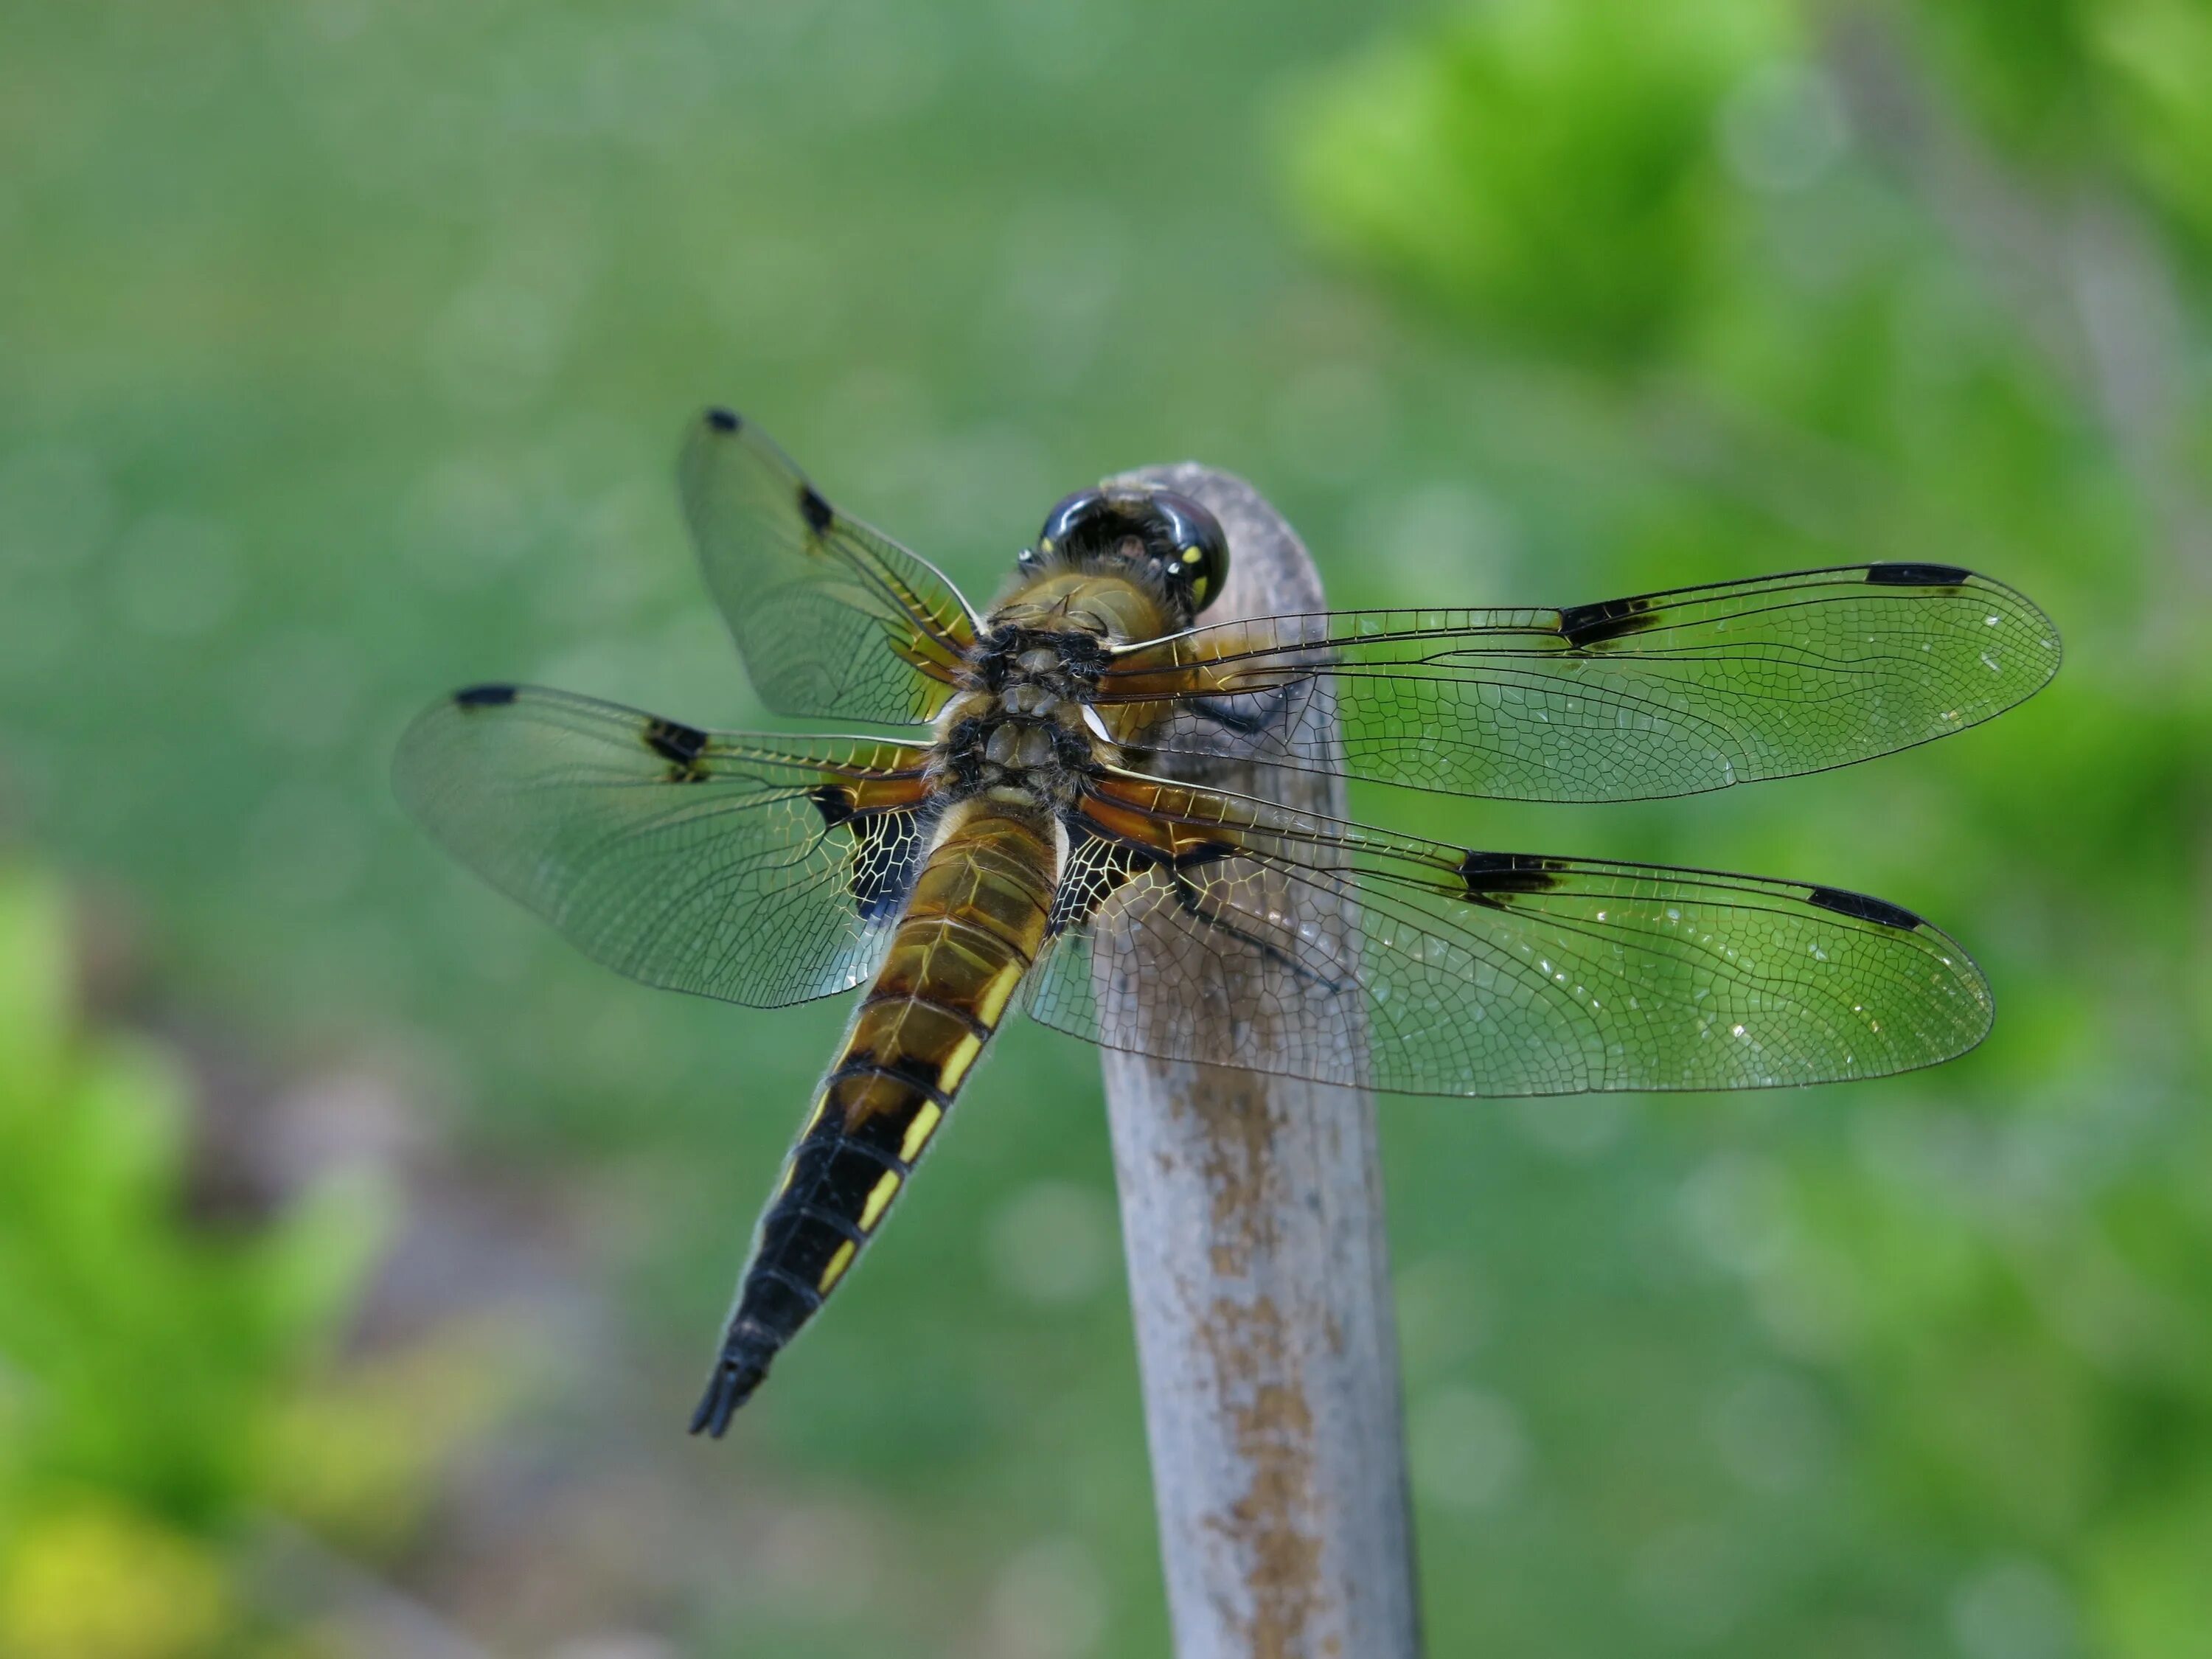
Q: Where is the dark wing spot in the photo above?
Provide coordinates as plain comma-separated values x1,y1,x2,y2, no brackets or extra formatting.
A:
852,810,923,922
1865,562,1971,588
1806,886,1923,931
1459,850,1562,901
705,408,741,433
810,789,924,922
848,821,921,922
644,717,711,781
454,683,518,708
798,484,834,535
1048,828,1159,934
1557,595,1655,648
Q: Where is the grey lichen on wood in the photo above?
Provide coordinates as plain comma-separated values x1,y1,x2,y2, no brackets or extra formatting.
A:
1099,464,1422,1659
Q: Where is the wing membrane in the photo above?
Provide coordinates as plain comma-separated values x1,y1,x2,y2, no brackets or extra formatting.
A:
678,410,979,726
394,685,933,1007
1023,772,1992,1096
1099,564,2060,801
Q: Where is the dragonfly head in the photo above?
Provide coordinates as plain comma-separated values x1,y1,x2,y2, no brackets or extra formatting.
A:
1023,484,1230,620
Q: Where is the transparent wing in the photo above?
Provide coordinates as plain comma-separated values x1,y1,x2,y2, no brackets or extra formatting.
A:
394,684,935,1008
1024,772,1992,1096
1098,563,2061,802
678,408,979,726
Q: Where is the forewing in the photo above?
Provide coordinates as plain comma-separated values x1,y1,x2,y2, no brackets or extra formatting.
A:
1099,564,2060,801
679,410,978,726
394,685,934,1008
1024,774,1992,1096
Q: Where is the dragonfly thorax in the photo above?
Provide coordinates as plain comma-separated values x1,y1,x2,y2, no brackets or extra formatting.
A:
932,623,1116,807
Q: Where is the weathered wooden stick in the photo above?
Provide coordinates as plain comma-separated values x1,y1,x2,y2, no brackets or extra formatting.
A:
1099,465,1422,1659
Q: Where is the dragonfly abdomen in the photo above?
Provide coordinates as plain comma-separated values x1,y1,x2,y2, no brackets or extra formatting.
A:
691,804,1058,1435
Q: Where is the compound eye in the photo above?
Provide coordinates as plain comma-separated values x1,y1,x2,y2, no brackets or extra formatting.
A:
1037,489,1108,557
1151,491,1230,614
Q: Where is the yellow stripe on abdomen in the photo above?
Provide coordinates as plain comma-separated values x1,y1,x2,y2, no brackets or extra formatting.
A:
974,960,1025,1029
898,1101,944,1164
860,1170,902,1230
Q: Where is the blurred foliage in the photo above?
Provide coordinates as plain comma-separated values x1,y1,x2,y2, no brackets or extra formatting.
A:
0,874,382,1523
2,0,2210,1655
1287,0,1793,363
0,869,468,1658
1913,0,2212,251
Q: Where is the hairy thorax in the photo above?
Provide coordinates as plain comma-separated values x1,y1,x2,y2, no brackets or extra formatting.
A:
928,572,1172,813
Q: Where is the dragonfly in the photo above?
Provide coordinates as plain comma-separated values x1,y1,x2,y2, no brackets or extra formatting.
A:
394,408,2060,1435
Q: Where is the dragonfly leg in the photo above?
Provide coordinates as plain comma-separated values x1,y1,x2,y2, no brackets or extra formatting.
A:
1183,684,1298,737
1164,864,1352,995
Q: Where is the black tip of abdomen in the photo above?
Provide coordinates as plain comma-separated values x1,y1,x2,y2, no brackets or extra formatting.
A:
690,1348,772,1438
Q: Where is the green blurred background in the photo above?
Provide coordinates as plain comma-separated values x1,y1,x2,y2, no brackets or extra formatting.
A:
3,1,2208,1655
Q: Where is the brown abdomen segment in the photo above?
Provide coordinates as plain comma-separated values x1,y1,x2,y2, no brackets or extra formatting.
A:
690,805,1057,1435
